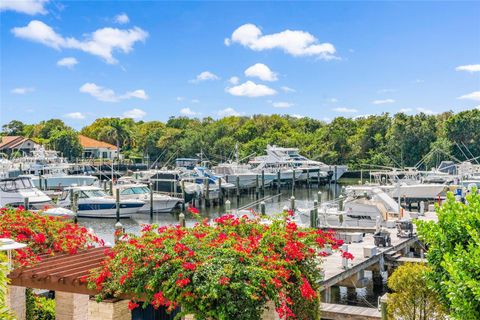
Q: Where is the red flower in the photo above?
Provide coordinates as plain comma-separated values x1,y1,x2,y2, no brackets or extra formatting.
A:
219,276,230,285
176,278,191,288
33,233,46,244
341,251,354,260
188,207,200,215
128,301,139,310
300,277,317,300
182,262,196,271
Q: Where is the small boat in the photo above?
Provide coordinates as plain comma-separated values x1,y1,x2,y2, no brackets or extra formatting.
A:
114,183,182,213
0,176,75,219
58,186,144,218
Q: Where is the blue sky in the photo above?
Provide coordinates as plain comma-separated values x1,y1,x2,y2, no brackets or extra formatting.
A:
1,1,479,129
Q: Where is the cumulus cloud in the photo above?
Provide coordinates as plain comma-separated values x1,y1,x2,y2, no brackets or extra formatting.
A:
64,112,85,119
122,108,146,119
458,91,480,101
57,57,78,68
79,83,148,102
281,86,296,93
244,63,277,81
0,0,48,15
190,71,220,83
229,76,240,85
180,107,198,116
272,101,294,108
225,23,337,60
11,20,148,64
416,107,436,115
226,81,276,97
217,107,241,117
455,64,480,73
115,13,129,24
11,87,34,94
373,98,395,105
333,107,357,113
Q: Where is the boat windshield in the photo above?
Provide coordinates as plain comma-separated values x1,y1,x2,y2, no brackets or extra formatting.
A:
79,189,108,198
121,186,149,195
0,178,33,192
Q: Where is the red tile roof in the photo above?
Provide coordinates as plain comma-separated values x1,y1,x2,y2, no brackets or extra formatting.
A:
0,136,36,149
78,135,116,150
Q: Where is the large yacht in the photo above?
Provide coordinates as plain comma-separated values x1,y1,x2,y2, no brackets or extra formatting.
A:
249,145,344,182
213,162,276,188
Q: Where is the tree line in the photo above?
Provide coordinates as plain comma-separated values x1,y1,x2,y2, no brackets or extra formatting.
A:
1,108,479,170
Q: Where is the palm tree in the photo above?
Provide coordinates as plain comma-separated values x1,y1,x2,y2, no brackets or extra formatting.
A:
98,118,134,159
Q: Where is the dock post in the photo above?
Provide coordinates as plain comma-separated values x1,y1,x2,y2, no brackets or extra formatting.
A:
380,294,388,320
419,201,425,215
225,199,231,215
260,201,266,215
360,169,363,184
277,171,281,191
255,175,259,199
261,170,265,196
310,209,316,228
317,191,322,204
115,188,120,222
69,189,74,211
181,180,186,211
292,169,296,194
44,179,48,191
149,183,154,220
339,195,344,211
205,179,210,207
290,196,295,211
23,197,29,210
103,180,107,192
39,174,43,190
218,178,223,205
236,175,240,202
73,193,79,222
109,180,113,195
313,200,319,227
306,169,310,189
334,165,338,184
317,169,320,187
179,212,186,227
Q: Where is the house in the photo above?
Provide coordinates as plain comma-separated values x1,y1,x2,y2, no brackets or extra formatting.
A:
0,136,39,156
79,135,118,159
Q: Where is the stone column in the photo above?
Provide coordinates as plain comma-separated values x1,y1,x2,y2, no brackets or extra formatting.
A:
88,298,131,320
6,285,26,320
261,300,280,320
55,291,89,320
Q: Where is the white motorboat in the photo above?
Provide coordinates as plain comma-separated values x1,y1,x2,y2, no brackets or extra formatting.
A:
0,176,75,219
114,183,182,213
213,162,276,188
58,186,144,218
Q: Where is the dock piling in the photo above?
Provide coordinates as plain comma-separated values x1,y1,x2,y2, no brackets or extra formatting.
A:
261,170,265,196
23,197,29,210
115,188,120,222
290,196,295,211
179,212,186,227
260,201,266,215
149,183,154,220
255,175,259,199
225,199,231,214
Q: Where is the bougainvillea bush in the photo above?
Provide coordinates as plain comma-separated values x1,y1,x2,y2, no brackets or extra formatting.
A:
0,207,103,266
90,213,347,320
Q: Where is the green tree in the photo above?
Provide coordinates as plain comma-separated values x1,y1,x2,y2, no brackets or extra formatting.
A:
444,109,480,161
416,191,480,319
1,120,26,136
47,129,83,160
387,263,447,320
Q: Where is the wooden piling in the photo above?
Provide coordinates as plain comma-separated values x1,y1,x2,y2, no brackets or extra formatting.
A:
115,188,120,222
255,175,259,199
218,178,223,205
23,197,29,210
261,170,265,196
149,183,154,220
260,201,266,215
179,212,186,227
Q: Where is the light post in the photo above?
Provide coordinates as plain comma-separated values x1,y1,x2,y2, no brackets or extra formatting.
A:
0,238,26,272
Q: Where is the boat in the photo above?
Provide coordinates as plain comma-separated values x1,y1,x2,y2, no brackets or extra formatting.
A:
213,162,276,188
57,186,145,218
113,182,182,213
0,176,75,219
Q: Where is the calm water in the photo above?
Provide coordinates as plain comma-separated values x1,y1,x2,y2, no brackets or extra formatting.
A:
77,181,387,307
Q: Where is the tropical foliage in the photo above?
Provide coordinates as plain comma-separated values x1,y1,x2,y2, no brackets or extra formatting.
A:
0,253,14,320
0,207,103,266
89,212,348,320
1,109,479,167
387,263,446,320
416,191,480,319
26,288,55,320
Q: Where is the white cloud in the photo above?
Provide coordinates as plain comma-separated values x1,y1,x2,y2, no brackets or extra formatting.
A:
0,0,48,15
114,13,129,24
455,64,480,73
244,63,277,81
64,112,85,119
226,23,337,60
11,87,34,94
79,83,148,102
226,80,276,97
122,108,146,119
373,98,395,105
281,86,296,93
416,107,436,115
217,107,241,117
190,71,219,83
327,98,338,103
272,101,294,108
11,20,148,64
399,108,412,113
229,76,240,85
57,57,78,68
458,91,480,101
180,108,198,116
291,114,304,119
333,107,357,113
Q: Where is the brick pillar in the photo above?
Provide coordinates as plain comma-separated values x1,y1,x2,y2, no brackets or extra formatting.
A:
6,285,26,320
88,298,131,320
55,291,89,320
